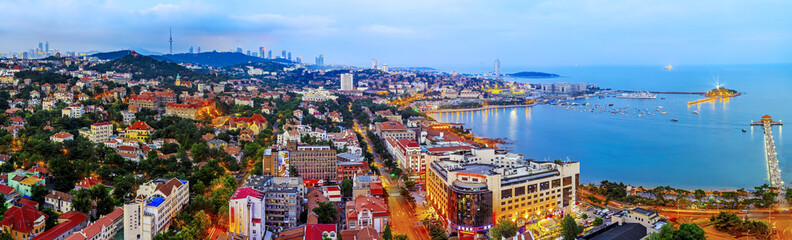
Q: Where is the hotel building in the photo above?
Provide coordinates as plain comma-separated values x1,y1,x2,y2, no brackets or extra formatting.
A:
426,159,579,237
123,178,189,240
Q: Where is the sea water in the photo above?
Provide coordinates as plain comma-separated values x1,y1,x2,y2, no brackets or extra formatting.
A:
433,64,792,189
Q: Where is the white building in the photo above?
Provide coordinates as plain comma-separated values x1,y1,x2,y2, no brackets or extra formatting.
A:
340,73,354,91
228,187,265,240
123,178,189,240
61,103,84,118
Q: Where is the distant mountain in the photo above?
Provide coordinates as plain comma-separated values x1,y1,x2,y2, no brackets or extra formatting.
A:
90,50,133,60
128,48,163,56
88,54,206,80
509,71,559,78
153,52,293,67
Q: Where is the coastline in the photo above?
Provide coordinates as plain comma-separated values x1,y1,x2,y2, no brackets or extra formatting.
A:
426,103,537,114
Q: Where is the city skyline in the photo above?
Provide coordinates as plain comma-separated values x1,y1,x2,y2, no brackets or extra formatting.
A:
2,0,792,69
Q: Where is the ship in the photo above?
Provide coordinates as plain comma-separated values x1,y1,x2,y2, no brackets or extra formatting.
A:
617,91,657,99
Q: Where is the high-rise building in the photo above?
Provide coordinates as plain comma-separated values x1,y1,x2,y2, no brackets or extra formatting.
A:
246,50,251,56
38,42,43,53
371,59,378,69
231,175,305,235
296,57,302,63
494,58,501,76
287,52,292,61
267,50,272,59
259,47,265,59
285,141,336,181
426,159,579,237
315,54,324,66
45,42,49,55
340,73,354,90
381,64,388,72
237,47,243,53
281,50,286,58
197,47,201,53
189,47,194,54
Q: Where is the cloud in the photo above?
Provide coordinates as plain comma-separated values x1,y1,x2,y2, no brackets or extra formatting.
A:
230,14,337,35
359,25,415,36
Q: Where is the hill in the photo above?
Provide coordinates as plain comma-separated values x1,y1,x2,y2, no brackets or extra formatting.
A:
90,50,133,60
509,71,559,78
153,52,293,67
88,54,206,80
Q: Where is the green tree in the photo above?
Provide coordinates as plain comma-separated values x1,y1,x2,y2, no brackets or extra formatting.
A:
30,184,50,207
71,189,93,215
383,224,393,240
490,220,518,240
312,202,337,224
647,223,675,240
0,232,12,240
289,166,300,177
675,223,706,240
41,208,59,230
178,210,211,240
341,179,353,198
694,189,706,201
251,160,264,175
427,223,447,240
592,217,604,227
560,215,583,240
581,213,588,220
394,235,408,240
0,194,6,219
404,180,416,189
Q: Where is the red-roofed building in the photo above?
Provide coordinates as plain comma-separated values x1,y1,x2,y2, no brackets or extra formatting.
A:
322,186,342,202
0,205,47,240
228,187,264,240
386,137,423,176
31,211,89,240
125,121,153,142
50,132,74,143
345,196,389,233
234,97,253,107
0,184,19,206
373,121,414,140
304,224,337,240
74,177,102,191
65,208,123,240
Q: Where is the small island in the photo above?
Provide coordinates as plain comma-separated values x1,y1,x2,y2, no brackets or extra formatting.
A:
509,71,559,78
705,87,739,97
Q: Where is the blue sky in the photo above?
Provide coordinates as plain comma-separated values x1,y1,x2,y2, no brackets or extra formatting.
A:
2,0,791,69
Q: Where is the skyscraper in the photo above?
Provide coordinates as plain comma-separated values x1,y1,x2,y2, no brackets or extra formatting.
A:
371,59,378,69
494,58,501,76
247,50,251,56
287,52,292,61
45,42,49,54
296,57,302,63
189,47,194,54
169,28,173,54
340,73,354,90
381,64,388,72
237,47,243,53
38,42,43,53
267,51,272,59
281,50,286,58
197,47,201,53
315,54,324,65
259,47,265,59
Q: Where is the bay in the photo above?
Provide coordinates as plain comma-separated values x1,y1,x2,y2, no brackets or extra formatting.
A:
432,64,792,189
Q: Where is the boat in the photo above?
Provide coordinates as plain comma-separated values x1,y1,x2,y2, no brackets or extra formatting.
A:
742,129,747,132
661,111,668,114
607,103,614,106
670,119,679,122
692,111,699,114
661,97,666,100
657,106,664,109
617,91,657,99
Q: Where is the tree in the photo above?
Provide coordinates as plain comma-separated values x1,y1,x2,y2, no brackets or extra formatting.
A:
581,213,588,220
592,217,604,227
383,224,393,240
394,235,408,240
675,223,706,240
0,194,6,219
289,166,300,177
646,223,675,240
179,210,211,240
341,179,353,198
0,232,12,240
427,223,447,240
694,189,706,201
41,208,59,230
251,160,264,175
71,189,93,215
30,184,50,207
490,220,518,240
404,180,416,189
312,202,337,224
560,215,583,240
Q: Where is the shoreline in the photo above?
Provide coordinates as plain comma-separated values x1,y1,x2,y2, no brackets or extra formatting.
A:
426,103,537,114
425,102,769,192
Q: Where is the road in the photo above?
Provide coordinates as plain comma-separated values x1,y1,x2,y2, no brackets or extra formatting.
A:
349,102,429,239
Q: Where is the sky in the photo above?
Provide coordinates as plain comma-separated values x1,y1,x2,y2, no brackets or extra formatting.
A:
1,0,791,70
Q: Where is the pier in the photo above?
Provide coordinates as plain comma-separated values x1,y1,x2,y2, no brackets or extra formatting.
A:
751,115,784,190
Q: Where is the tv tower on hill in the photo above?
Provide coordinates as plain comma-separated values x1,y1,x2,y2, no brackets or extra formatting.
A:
169,28,173,54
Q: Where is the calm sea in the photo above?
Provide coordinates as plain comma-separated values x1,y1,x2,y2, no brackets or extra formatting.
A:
432,64,792,189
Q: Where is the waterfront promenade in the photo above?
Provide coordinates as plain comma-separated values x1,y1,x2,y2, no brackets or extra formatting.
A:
426,104,535,114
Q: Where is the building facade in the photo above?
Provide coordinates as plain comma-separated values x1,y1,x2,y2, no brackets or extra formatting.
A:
123,178,189,240
285,142,337,181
